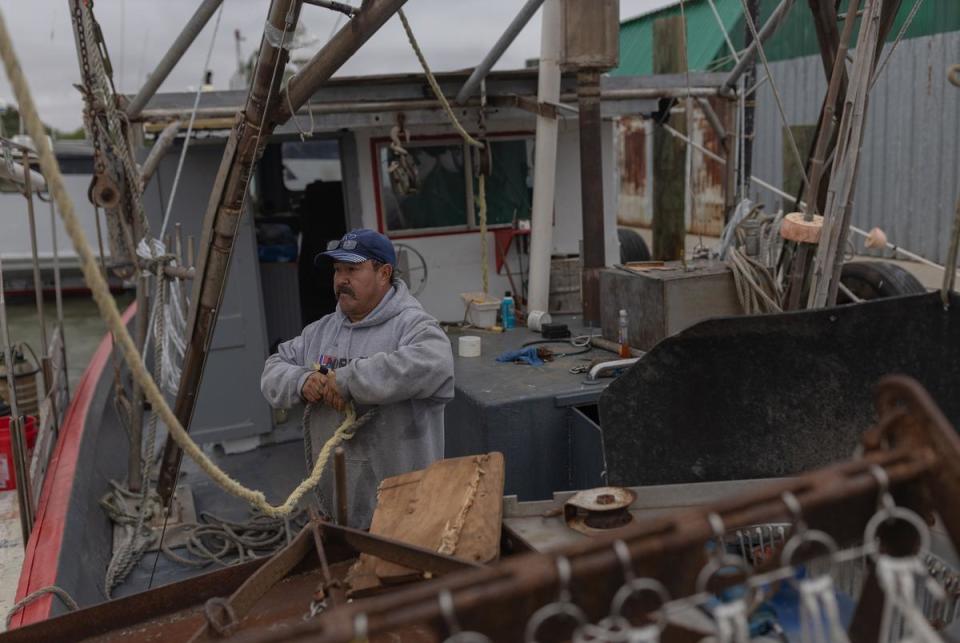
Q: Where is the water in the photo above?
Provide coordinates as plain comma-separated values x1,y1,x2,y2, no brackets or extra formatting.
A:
3,292,134,392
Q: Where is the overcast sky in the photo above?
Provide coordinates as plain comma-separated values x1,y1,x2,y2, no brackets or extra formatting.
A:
0,0,672,131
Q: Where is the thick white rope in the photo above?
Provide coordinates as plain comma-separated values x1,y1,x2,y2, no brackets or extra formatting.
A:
0,10,352,518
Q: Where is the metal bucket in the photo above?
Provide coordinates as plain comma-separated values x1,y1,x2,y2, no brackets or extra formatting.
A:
0,344,41,418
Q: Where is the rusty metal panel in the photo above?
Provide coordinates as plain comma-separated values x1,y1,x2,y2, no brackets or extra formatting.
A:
751,30,960,263
687,98,728,237
616,116,652,228
616,100,727,237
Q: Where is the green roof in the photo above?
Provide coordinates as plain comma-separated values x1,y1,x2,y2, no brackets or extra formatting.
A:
613,0,743,76
614,0,960,75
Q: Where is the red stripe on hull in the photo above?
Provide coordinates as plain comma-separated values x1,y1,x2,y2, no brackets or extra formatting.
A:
10,303,136,629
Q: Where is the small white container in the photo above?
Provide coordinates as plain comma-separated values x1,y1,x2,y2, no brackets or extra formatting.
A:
527,310,552,333
458,335,482,358
460,292,500,329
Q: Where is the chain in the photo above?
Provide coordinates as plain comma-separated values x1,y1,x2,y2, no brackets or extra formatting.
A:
72,1,105,176
75,1,150,238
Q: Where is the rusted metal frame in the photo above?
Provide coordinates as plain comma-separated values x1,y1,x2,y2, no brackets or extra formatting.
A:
320,521,483,576
488,94,559,119
866,376,960,546
577,70,606,325
156,0,304,505
309,509,346,608
0,553,278,642
273,0,411,125
188,525,315,642
278,377,957,642
237,449,936,643
138,87,725,127
334,447,348,526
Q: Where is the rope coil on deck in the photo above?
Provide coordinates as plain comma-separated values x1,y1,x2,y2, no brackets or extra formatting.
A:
0,9,357,519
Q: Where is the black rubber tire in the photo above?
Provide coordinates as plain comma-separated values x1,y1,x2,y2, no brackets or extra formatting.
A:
838,261,927,303
618,227,652,263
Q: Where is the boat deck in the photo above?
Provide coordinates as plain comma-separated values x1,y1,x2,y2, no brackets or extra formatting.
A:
114,439,307,599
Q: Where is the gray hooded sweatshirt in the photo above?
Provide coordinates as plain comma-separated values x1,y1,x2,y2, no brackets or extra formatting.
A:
260,280,454,528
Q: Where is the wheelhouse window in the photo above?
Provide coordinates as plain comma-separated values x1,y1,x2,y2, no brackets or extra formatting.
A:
375,136,533,236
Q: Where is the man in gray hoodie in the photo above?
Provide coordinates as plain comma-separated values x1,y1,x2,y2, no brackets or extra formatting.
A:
260,229,454,528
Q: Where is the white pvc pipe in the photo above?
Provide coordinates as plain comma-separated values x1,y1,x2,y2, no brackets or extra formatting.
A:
526,0,561,316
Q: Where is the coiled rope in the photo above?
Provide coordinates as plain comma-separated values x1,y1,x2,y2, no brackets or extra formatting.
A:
0,8,353,519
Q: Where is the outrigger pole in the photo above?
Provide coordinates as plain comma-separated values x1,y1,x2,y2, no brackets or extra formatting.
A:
157,0,410,506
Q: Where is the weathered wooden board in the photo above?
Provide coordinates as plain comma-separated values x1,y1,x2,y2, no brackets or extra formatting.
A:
346,453,504,594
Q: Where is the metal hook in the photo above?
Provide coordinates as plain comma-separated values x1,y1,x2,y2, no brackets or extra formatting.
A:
439,589,493,643
439,590,460,634
524,556,588,643
353,613,368,641
613,540,635,583
555,555,574,602
610,577,671,631
781,491,806,532
867,463,896,512
707,512,726,560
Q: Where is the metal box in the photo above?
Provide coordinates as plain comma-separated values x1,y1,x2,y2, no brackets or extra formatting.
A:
561,0,620,70
600,262,743,350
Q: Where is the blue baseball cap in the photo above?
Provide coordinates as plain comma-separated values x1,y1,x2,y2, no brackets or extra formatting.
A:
317,229,396,267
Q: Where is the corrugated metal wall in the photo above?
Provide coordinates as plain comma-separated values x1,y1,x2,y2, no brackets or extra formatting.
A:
752,31,960,263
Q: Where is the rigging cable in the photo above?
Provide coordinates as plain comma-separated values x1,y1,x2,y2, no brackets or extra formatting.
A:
159,0,225,239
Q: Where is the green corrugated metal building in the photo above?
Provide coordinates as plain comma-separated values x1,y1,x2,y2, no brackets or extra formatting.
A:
612,0,960,76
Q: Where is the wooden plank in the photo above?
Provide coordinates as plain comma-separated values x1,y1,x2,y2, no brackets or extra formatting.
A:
652,16,688,261
346,454,505,594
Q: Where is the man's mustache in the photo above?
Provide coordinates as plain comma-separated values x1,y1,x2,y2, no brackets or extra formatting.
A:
336,286,355,298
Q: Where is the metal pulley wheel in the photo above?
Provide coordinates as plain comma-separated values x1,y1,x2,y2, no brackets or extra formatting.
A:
472,142,492,179
88,171,121,209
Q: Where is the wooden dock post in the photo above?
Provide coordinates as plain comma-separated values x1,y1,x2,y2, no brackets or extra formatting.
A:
652,16,687,261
